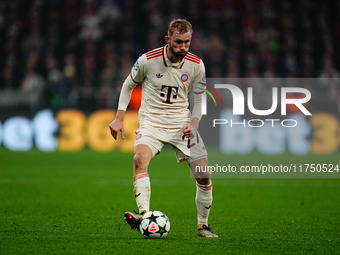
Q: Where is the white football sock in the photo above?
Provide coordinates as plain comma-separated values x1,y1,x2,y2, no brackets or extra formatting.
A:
195,181,213,224
133,173,150,213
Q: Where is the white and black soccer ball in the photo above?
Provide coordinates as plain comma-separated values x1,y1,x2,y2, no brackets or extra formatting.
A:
139,211,170,238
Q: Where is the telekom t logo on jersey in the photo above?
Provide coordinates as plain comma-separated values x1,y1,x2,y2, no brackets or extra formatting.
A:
201,84,312,116
161,85,179,104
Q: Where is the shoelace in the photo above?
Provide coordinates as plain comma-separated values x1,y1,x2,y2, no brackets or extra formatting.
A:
201,225,214,233
133,210,146,216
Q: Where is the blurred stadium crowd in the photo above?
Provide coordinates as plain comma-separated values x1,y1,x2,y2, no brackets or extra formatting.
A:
0,0,339,112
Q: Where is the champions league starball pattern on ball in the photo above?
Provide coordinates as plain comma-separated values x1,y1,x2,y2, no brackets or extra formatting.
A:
139,211,170,239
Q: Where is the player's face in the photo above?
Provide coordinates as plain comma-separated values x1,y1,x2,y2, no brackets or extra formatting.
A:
166,31,192,60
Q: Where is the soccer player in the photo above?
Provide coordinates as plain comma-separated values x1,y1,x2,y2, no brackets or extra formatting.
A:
109,19,218,238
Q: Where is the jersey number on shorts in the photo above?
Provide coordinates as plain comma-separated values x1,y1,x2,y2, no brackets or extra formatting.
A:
182,132,199,149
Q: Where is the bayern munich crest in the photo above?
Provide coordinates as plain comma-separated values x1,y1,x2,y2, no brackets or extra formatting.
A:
181,74,189,82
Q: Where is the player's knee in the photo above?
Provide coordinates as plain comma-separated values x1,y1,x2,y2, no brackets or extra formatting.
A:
134,152,149,171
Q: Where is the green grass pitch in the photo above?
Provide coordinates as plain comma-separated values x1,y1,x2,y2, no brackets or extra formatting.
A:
0,149,339,254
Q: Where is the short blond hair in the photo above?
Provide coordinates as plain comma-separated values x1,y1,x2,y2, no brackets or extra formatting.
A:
168,19,193,36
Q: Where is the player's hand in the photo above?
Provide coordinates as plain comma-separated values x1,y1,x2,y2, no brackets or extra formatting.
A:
182,124,196,139
109,118,125,140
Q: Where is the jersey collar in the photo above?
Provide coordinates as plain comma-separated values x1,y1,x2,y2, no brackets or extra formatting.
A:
163,45,185,69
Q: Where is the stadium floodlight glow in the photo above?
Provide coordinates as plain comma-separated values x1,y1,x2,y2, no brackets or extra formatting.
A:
201,84,312,116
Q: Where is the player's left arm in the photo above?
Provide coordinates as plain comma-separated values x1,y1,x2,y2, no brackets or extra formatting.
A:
182,60,206,138
182,117,200,139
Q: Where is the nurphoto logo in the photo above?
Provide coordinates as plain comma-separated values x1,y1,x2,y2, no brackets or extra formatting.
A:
198,82,312,128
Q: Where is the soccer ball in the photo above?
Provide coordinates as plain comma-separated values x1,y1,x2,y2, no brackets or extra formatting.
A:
139,211,170,238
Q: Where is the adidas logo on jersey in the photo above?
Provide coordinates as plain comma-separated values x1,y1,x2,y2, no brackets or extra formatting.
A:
155,73,163,78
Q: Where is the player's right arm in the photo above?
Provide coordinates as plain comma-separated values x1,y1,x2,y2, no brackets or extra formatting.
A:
109,110,126,140
109,56,145,140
